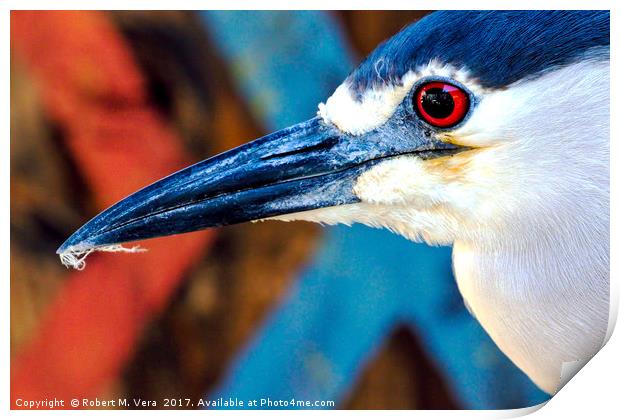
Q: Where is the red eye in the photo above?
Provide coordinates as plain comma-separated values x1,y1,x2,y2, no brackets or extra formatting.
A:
415,82,469,128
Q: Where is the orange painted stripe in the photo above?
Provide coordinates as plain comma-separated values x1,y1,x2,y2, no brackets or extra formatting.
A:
11,11,213,407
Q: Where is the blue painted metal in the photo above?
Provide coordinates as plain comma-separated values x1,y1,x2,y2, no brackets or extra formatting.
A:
200,10,549,409
202,11,353,129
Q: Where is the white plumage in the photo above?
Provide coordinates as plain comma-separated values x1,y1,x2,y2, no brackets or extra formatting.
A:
274,56,610,394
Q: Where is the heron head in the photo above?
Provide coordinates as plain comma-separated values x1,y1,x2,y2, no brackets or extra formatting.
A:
58,11,609,266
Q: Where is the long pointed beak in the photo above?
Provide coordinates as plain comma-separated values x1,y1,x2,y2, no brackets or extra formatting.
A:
57,116,460,255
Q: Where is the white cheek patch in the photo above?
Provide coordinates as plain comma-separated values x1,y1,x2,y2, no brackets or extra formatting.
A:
353,155,444,206
317,60,486,135
267,155,468,245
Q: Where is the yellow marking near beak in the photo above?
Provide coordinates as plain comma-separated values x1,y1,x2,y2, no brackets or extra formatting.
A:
424,150,476,181
425,133,485,181
436,132,468,147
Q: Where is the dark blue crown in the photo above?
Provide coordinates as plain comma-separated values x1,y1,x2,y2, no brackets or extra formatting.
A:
348,10,609,94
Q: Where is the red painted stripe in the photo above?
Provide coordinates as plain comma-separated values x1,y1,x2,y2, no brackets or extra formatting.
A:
11,11,213,408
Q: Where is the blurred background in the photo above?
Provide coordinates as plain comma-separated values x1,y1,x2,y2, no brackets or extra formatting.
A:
10,10,550,409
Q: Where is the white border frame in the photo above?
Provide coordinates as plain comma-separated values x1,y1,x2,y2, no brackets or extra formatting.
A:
3,1,617,418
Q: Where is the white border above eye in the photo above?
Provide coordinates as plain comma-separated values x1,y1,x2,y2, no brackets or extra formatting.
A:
317,60,489,136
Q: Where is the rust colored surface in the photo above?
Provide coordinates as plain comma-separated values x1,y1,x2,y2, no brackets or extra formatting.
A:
10,11,212,406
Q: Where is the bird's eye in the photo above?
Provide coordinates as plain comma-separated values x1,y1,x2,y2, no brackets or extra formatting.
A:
415,82,469,128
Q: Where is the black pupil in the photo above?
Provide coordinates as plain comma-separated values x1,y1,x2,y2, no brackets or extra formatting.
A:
420,87,454,119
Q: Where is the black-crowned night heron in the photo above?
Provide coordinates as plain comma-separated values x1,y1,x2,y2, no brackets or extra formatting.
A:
58,11,610,395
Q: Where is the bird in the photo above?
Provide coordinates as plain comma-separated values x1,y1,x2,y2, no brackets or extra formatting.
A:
57,11,609,395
